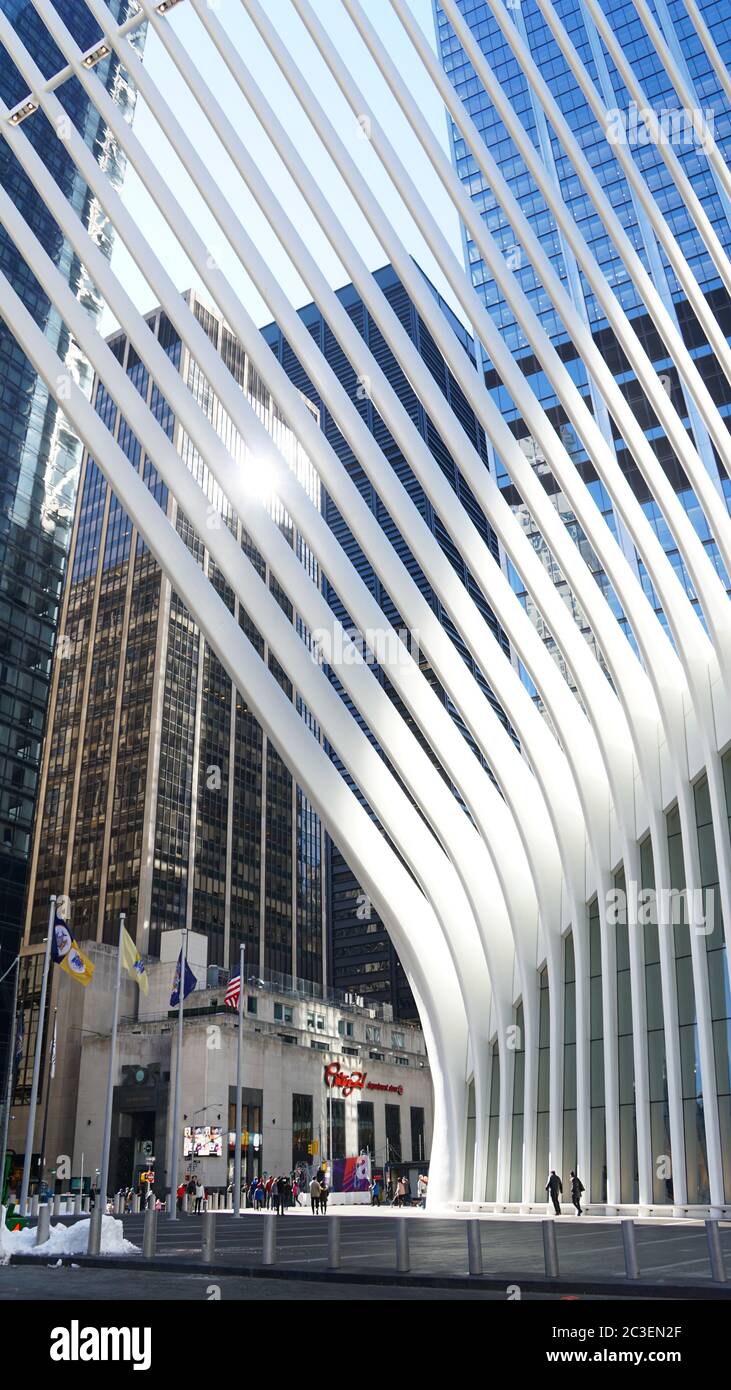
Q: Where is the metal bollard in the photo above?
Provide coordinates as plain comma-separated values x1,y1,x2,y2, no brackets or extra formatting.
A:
30,1195,39,1217
262,1216,277,1266
467,1219,483,1276
143,1204,157,1259
52,1194,61,1217
132,1194,141,1213
35,1203,51,1247
621,1219,640,1280
202,1211,216,1263
327,1216,341,1269
74,1193,82,1217
395,1220,410,1273
706,1218,727,1283
542,1218,559,1278
87,1202,103,1256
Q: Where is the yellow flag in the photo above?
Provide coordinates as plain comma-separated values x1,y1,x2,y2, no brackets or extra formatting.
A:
121,925,149,996
58,940,95,987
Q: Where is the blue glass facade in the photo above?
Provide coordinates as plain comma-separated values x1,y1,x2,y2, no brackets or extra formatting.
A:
262,263,511,1018
0,1,141,1079
433,0,731,695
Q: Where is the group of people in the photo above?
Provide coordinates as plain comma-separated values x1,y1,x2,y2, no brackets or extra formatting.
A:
247,1174,303,1212
176,1176,206,1213
369,1173,428,1208
308,1174,330,1214
545,1169,585,1215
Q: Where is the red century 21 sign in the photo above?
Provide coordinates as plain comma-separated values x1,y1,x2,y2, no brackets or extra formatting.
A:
323,1062,404,1097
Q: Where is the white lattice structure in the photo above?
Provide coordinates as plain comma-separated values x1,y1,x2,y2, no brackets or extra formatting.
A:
2,0,731,1211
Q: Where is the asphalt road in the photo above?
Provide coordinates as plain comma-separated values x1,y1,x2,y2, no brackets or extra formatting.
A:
20,1209,730,1286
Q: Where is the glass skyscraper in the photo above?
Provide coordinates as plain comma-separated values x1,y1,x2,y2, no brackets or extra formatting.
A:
0,0,142,1086
433,0,731,699
22,292,326,1000
262,262,511,1019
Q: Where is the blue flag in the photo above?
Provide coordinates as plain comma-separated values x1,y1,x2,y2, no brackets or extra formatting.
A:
170,949,197,1007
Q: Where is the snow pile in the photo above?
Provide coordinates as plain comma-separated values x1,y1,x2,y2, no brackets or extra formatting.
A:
1,1208,140,1261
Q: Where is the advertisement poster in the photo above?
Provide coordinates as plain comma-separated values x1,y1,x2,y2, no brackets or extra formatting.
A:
183,1125,223,1158
331,1154,371,1193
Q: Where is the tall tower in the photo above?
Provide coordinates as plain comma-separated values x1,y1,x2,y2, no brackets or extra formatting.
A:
0,0,143,1085
21,294,326,1033
262,262,511,1018
433,0,731,696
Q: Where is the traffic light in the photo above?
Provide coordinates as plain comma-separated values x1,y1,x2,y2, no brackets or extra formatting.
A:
307,1140,319,1155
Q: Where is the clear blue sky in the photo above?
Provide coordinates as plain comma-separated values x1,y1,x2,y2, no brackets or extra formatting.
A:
102,0,468,337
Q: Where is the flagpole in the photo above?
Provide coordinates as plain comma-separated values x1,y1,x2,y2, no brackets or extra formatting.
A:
96,911,125,1227
19,895,55,1214
168,928,187,1221
0,953,20,1204
233,943,245,1218
38,1005,57,1193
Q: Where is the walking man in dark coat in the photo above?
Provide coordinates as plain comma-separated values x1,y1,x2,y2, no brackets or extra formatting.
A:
570,1170,585,1215
546,1170,563,1215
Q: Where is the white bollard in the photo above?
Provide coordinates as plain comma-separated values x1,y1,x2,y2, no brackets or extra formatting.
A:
542,1219,559,1277
395,1221,410,1273
35,1203,51,1246
87,1203,103,1256
467,1220,483,1276
706,1219,726,1283
262,1217,276,1266
328,1216,341,1269
52,1194,61,1217
143,1204,157,1259
621,1219,640,1280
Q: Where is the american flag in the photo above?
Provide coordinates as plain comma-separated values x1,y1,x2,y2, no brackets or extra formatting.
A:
225,973,241,1009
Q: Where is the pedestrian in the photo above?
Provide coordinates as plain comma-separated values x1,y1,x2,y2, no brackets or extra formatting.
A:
254,1180,266,1212
309,1176,321,1214
570,1170,584,1216
195,1179,205,1213
386,1179,394,1205
186,1175,196,1214
176,1181,186,1213
265,1174,273,1209
402,1174,411,1207
417,1174,428,1208
370,1177,380,1207
292,1178,301,1207
279,1175,291,1214
319,1180,329,1214
546,1170,563,1216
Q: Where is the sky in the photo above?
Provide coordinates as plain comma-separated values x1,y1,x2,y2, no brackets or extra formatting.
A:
101,0,470,339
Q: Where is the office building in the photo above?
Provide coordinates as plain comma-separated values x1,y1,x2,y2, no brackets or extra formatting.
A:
433,0,731,696
5,929,431,1200
14,293,327,1129
262,262,511,1019
0,0,143,1093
